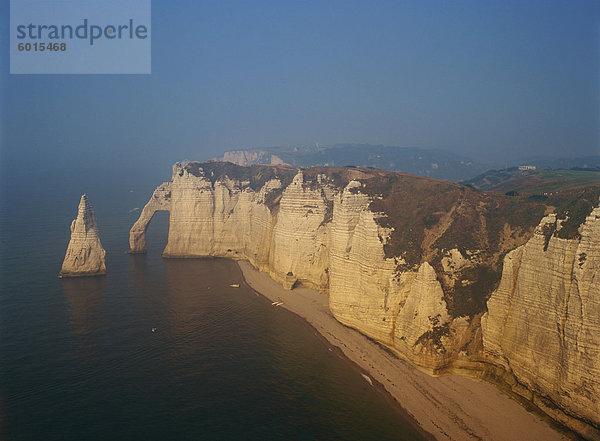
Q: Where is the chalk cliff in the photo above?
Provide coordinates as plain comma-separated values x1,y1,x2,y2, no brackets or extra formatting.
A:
482,207,600,437
60,194,106,277
130,162,600,437
220,149,285,167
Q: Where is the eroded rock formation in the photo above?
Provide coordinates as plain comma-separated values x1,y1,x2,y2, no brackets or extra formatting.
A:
482,207,600,437
130,162,600,437
59,194,106,277
129,182,171,253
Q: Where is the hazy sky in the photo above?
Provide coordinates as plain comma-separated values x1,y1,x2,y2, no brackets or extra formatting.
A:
1,0,599,177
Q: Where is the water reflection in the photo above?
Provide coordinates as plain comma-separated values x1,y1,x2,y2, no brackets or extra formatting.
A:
62,277,106,338
128,253,149,291
162,258,252,341
162,259,222,359
61,277,106,362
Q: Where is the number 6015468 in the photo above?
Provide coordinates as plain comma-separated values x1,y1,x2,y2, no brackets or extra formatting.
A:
17,42,66,51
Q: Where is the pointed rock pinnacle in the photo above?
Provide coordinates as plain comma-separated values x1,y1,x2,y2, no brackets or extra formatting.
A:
59,194,106,278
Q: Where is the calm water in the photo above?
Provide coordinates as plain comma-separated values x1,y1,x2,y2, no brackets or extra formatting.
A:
0,171,425,441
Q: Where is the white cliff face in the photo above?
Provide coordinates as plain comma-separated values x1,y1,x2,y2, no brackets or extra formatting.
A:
329,182,408,344
327,184,462,372
482,207,600,431
268,171,331,290
130,163,599,436
393,262,453,368
162,164,275,266
60,194,106,277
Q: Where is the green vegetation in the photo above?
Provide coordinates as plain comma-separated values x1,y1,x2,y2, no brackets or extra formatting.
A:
264,187,285,211
423,214,440,228
555,186,600,239
301,166,369,189
185,161,297,191
485,197,547,251
531,170,600,194
462,168,600,194
528,194,547,201
415,316,451,352
364,175,463,267
446,265,502,318
320,199,334,227
462,167,521,190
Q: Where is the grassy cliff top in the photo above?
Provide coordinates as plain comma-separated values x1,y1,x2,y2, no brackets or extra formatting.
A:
184,161,298,190
184,161,454,191
184,162,598,247
463,167,600,193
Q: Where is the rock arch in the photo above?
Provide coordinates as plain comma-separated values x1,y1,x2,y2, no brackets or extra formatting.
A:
129,182,172,253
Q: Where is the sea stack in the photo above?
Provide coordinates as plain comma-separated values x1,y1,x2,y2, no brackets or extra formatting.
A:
59,194,106,278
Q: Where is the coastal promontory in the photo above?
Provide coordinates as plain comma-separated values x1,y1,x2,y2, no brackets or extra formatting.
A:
130,162,600,438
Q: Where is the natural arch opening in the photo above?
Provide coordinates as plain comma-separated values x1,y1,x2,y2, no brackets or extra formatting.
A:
128,182,172,254
144,210,170,255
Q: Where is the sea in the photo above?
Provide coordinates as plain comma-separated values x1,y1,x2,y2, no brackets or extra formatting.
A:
0,167,425,441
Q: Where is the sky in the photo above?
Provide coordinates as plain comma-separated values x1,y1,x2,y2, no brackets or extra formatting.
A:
1,0,599,180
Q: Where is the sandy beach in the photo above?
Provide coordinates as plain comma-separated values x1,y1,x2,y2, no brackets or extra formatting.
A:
237,260,570,441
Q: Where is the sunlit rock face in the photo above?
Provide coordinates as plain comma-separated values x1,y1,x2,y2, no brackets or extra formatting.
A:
161,163,275,267
130,162,600,437
267,171,332,290
59,194,106,277
482,208,600,433
328,181,411,348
